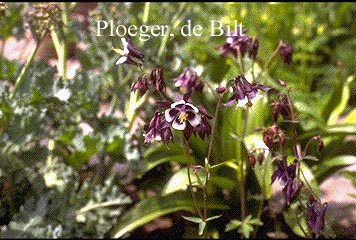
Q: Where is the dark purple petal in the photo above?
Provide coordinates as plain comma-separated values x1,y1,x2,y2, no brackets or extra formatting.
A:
306,198,328,234
216,86,227,94
283,178,302,205
279,44,293,65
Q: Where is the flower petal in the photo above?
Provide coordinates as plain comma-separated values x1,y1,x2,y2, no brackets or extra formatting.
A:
185,102,199,113
171,99,186,108
116,56,127,65
172,118,186,130
237,96,249,107
165,108,178,122
187,112,201,127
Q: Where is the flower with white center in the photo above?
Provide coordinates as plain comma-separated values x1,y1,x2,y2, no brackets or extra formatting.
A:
165,100,201,131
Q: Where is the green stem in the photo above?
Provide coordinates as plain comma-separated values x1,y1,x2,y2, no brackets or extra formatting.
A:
9,39,41,100
142,2,150,24
240,107,249,223
157,3,187,57
256,40,282,81
180,133,204,220
207,93,225,165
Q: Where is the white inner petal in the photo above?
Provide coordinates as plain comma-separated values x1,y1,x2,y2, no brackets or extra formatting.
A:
236,96,249,108
116,56,127,65
185,102,199,113
172,120,186,131
165,109,175,122
171,100,186,108
188,114,201,127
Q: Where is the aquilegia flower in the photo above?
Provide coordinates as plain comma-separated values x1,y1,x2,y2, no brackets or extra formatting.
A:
165,99,201,130
173,68,204,99
113,37,144,66
306,197,328,234
132,68,166,96
224,74,271,108
271,158,302,205
279,42,293,65
217,29,260,59
164,99,211,141
143,111,172,145
132,74,150,96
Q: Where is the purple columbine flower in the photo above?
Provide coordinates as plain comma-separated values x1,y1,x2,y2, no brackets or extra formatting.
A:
132,74,150,96
271,94,291,122
279,43,293,65
164,100,203,141
195,105,212,140
306,197,328,234
248,38,259,60
165,100,201,131
271,157,298,184
283,178,303,205
151,68,166,92
224,74,271,108
143,111,172,145
173,68,204,98
271,158,302,205
217,29,259,60
113,38,144,66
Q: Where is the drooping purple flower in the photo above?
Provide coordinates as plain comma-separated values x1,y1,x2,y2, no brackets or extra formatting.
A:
248,38,259,60
215,86,227,94
306,197,328,234
271,158,301,205
283,178,303,205
271,94,291,122
173,68,204,98
279,43,293,65
132,74,150,96
143,111,172,145
113,38,144,66
151,68,166,92
224,74,271,108
195,105,212,140
217,29,259,60
271,157,298,184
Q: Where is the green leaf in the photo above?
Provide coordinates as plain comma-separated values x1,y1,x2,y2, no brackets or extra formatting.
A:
326,74,355,125
245,133,272,199
198,221,206,236
181,215,202,223
110,191,229,238
313,155,356,183
225,219,242,232
162,167,206,196
206,214,222,222
239,222,254,238
137,143,196,178
209,176,236,191
343,108,356,124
